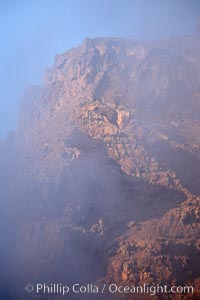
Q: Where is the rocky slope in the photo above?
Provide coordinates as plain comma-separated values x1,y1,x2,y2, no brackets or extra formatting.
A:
0,36,200,299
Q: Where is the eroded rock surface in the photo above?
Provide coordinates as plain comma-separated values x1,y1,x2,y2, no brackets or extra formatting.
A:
0,36,200,299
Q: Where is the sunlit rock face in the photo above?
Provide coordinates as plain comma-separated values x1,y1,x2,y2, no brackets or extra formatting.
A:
0,36,200,299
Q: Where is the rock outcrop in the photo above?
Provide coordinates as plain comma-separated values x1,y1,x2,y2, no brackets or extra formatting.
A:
0,36,200,299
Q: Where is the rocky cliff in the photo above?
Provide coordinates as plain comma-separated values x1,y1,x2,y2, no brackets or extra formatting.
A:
0,36,200,299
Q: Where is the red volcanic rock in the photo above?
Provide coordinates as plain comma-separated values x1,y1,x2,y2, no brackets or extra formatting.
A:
0,36,200,299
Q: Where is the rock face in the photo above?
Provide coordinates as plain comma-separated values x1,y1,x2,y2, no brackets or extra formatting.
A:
0,36,200,299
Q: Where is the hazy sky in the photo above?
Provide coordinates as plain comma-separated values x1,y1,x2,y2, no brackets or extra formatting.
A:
0,0,200,138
